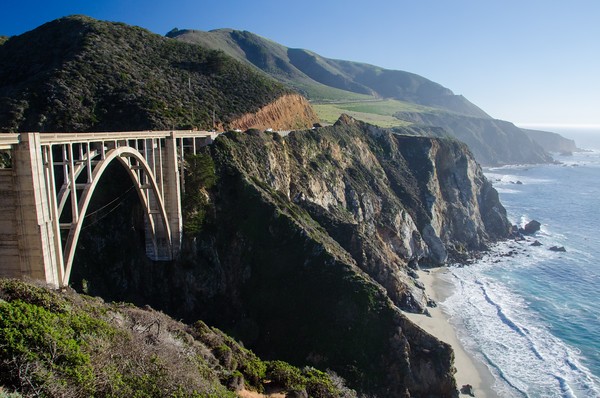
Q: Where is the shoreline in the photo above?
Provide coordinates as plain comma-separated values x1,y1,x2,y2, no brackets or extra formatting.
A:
404,268,499,398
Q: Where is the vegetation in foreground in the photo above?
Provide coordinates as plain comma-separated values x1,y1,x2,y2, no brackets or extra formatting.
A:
0,279,356,398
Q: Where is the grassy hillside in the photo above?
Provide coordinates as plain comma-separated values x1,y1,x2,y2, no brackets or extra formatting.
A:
168,28,489,117
0,16,291,132
314,99,444,127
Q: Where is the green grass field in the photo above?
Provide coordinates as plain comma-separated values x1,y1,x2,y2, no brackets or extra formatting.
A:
313,99,437,127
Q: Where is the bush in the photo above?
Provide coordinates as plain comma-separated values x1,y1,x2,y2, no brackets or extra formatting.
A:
183,153,217,235
0,299,106,395
266,361,303,389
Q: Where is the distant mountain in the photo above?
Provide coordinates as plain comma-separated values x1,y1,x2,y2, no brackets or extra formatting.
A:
167,28,558,166
395,111,554,165
0,16,298,132
168,28,490,118
522,128,579,153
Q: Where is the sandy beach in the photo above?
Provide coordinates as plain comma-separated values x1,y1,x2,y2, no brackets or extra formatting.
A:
404,268,499,398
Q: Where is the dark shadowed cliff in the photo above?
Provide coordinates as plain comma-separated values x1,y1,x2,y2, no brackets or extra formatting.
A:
67,117,510,397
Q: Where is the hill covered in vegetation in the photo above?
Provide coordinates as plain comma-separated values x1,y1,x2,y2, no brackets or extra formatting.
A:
0,16,299,132
168,28,488,118
0,278,356,398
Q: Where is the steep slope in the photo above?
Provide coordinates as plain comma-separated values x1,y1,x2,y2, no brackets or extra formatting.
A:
0,16,309,132
167,28,489,118
68,117,510,397
230,93,319,131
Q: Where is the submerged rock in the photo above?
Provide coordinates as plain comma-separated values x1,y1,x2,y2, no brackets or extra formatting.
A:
549,246,567,252
531,240,543,247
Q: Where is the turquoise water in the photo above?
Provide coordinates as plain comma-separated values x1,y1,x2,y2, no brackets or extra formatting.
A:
440,130,600,397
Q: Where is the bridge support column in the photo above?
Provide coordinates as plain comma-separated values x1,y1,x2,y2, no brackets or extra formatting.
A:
163,132,182,258
12,133,61,286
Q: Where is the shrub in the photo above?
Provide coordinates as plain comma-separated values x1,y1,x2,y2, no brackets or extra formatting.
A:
183,153,217,235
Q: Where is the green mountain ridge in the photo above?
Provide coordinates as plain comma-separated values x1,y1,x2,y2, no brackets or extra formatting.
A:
167,28,489,118
0,16,291,132
167,27,568,166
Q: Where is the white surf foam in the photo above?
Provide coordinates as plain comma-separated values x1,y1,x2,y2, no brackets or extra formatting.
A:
440,242,600,397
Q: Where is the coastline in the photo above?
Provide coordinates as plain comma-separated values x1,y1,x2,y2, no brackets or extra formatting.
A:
404,268,499,398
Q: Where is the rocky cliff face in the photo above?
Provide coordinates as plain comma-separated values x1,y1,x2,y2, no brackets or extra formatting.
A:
230,93,319,131
71,116,510,397
204,115,510,312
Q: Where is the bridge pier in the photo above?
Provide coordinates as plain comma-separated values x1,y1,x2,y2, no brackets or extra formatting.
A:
5,133,61,285
163,132,183,258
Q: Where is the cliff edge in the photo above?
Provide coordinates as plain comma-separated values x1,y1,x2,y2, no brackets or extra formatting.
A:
66,116,510,397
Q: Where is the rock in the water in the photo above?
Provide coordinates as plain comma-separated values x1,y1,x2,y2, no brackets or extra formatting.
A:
549,246,566,252
530,240,543,247
520,220,541,235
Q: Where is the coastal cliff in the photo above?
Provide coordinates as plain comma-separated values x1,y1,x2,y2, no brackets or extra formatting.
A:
522,128,579,153
394,111,553,166
67,116,510,397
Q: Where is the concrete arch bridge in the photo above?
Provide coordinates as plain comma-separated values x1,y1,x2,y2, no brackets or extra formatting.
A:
0,131,216,287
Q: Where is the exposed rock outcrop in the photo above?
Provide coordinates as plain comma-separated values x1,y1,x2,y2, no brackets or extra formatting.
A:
71,116,510,397
229,94,319,131
520,220,541,235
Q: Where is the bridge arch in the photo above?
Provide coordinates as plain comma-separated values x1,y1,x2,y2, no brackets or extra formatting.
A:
61,146,172,286
1,131,217,288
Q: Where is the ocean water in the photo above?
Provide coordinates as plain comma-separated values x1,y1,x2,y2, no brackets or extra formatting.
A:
439,128,600,397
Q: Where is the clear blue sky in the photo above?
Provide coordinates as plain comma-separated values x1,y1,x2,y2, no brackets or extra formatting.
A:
3,0,600,127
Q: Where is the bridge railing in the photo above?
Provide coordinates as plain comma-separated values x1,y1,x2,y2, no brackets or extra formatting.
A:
0,130,219,149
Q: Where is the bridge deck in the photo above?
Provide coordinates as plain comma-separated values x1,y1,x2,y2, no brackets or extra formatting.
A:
0,134,20,150
0,130,217,150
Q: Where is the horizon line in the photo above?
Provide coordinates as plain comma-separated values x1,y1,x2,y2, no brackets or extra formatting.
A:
517,123,600,130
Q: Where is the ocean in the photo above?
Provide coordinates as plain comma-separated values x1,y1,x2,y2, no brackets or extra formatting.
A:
439,127,600,397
